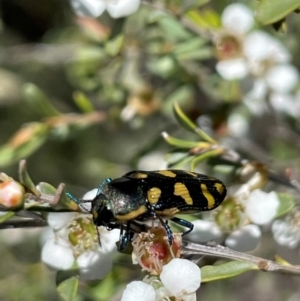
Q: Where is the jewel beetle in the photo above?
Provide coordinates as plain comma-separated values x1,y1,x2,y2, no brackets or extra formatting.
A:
67,169,227,251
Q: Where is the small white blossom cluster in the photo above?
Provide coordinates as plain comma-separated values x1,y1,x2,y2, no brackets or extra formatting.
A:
41,190,120,280
70,0,141,19
121,258,201,301
272,209,300,250
187,189,280,252
216,3,300,119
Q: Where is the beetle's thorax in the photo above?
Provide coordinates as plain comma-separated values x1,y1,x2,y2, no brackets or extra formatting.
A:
101,180,148,222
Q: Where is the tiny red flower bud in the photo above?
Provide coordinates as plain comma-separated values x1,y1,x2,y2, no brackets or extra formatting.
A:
0,180,25,209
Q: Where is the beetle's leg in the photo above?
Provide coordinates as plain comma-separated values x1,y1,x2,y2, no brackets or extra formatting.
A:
129,220,147,233
170,217,194,236
119,222,132,252
158,215,173,245
146,203,174,245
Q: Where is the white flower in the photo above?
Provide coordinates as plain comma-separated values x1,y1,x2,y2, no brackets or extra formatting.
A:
42,237,75,270
216,58,249,80
265,64,299,93
245,190,279,225
160,258,201,299
225,224,261,252
243,31,290,63
77,249,114,280
243,79,268,115
186,219,222,243
137,151,167,171
272,218,300,249
221,3,254,34
121,281,156,301
227,112,249,137
42,208,119,280
70,0,141,19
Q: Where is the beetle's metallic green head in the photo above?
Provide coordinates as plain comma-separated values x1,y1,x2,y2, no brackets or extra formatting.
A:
91,193,115,227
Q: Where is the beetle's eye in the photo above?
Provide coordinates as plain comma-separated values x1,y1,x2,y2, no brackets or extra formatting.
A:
92,198,115,226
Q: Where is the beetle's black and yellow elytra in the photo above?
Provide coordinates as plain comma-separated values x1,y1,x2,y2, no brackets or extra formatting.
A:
68,170,227,251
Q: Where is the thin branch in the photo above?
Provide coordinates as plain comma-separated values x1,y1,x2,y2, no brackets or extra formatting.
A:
0,219,48,229
182,241,300,276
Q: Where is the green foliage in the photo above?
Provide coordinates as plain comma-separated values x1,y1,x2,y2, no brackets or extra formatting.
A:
202,261,258,282
255,0,300,25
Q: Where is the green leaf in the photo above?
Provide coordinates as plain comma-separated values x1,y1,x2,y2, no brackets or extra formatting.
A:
276,193,295,217
173,103,217,143
201,261,258,282
158,16,192,42
181,0,211,13
0,211,15,223
184,9,221,29
57,275,79,301
0,123,49,167
190,148,225,171
173,37,206,56
73,91,94,113
147,56,176,78
162,132,210,148
255,0,300,25
167,154,195,169
105,34,124,56
23,83,62,117
18,160,41,196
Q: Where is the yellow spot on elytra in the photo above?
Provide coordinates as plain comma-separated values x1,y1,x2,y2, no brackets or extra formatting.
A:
147,187,161,204
157,170,176,178
201,183,215,209
116,205,147,221
214,182,224,195
185,171,197,177
132,172,148,179
155,207,179,217
174,182,193,205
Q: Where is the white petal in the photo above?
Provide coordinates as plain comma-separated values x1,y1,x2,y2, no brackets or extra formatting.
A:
245,190,279,225
160,259,201,297
107,0,140,18
121,281,156,301
42,237,74,270
138,151,167,170
228,113,249,137
244,31,290,62
99,228,120,252
39,227,55,246
243,79,268,115
272,220,300,249
269,92,296,116
225,224,261,251
82,188,98,199
47,212,77,230
265,64,299,93
77,249,113,280
70,0,106,17
186,220,222,243
221,3,254,34
216,58,249,80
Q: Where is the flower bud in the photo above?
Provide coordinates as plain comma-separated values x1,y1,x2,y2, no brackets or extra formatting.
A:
0,179,25,209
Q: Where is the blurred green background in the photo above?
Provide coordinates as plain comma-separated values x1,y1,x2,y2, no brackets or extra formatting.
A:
0,0,300,300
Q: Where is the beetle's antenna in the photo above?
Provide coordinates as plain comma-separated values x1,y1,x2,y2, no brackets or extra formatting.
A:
66,178,112,211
